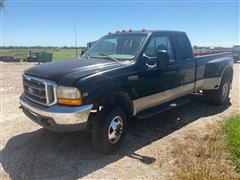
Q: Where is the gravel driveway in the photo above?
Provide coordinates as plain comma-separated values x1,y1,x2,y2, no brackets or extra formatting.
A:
0,62,239,179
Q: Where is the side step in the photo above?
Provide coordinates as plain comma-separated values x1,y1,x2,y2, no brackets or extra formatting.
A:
136,96,191,119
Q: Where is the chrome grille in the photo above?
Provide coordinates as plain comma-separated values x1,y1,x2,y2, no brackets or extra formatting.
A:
22,74,57,106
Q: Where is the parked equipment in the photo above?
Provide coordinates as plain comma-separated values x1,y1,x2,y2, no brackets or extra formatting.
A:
233,45,240,63
26,51,53,63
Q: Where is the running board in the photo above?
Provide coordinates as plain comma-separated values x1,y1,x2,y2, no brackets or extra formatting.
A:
136,96,191,119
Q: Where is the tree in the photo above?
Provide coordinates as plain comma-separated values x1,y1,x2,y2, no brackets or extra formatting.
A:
0,0,4,9
193,45,198,50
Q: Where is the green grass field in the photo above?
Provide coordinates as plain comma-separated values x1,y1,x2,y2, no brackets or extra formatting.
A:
0,48,83,61
223,115,240,172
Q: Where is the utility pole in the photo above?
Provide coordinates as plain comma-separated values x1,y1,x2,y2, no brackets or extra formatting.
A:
74,21,78,58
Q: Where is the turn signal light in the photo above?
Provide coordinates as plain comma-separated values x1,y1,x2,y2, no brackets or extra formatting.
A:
57,98,82,106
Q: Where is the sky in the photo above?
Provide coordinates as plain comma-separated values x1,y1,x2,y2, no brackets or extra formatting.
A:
1,0,239,47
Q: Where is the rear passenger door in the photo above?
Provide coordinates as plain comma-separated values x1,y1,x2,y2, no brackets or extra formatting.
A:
174,34,195,93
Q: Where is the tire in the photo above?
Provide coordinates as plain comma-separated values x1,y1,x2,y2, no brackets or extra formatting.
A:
91,106,128,154
204,76,230,105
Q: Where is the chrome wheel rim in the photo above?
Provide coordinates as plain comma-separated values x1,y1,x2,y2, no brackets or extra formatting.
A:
108,116,124,144
221,83,229,101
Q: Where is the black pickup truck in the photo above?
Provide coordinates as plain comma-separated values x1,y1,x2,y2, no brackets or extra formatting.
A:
20,30,233,153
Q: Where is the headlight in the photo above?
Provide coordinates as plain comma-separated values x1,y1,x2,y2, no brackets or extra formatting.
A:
56,86,82,106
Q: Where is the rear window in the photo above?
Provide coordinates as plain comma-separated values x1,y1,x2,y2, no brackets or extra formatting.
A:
176,34,193,59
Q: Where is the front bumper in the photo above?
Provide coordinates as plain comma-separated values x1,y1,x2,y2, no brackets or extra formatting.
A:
19,94,93,132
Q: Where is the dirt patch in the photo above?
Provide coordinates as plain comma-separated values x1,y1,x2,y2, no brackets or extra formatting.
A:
0,62,239,179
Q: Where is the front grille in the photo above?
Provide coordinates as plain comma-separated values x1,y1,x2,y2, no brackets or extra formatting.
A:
23,74,56,106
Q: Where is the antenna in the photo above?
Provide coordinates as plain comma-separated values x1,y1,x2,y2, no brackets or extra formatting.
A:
74,21,78,58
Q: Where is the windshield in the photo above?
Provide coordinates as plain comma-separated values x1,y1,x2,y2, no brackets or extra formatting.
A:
84,33,147,61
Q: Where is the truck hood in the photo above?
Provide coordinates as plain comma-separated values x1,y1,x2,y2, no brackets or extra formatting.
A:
24,58,125,85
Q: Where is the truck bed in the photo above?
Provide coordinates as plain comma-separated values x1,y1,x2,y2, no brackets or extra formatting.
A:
194,52,233,92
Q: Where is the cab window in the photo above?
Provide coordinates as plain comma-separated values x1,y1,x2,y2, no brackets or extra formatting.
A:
145,35,176,63
176,34,193,60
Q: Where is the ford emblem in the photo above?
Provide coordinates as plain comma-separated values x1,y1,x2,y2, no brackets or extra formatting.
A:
28,87,34,93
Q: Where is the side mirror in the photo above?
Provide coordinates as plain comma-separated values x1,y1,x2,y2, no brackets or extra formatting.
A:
157,51,170,70
143,53,157,68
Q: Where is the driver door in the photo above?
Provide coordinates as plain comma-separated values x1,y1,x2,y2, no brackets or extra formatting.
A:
132,34,182,113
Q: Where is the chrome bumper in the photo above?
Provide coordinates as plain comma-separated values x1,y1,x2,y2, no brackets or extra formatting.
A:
19,94,93,132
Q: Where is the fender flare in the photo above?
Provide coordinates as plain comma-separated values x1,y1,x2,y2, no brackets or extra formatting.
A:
220,65,233,83
91,89,135,118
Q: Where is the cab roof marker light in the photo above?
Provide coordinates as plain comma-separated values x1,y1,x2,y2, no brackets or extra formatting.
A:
108,32,112,35
128,29,132,32
116,30,120,33
141,29,146,32
122,30,126,32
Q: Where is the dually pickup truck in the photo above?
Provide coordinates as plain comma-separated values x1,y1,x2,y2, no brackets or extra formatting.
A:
20,30,233,153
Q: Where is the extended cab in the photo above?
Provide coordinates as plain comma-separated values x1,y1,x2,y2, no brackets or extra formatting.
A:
20,30,233,153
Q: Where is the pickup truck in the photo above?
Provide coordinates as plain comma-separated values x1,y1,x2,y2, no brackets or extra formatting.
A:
20,30,233,154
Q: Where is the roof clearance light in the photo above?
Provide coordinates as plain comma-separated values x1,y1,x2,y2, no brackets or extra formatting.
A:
122,30,126,32
116,30,120,33
141,29,146,32
128,29,132,32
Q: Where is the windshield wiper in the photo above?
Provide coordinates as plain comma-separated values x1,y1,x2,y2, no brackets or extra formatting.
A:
98,53,121,63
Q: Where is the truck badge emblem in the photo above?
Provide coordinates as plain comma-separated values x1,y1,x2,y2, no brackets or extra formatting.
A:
128,75,138,81
28,87,34,93
83,92,88,97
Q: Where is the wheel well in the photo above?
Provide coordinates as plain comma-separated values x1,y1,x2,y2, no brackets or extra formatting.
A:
93,92,134,118
222,67,233,83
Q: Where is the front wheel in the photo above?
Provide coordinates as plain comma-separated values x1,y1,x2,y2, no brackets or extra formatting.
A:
91,106,128,154
203,76,231,105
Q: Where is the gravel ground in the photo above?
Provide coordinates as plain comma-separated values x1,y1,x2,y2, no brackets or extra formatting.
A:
0,62,239,180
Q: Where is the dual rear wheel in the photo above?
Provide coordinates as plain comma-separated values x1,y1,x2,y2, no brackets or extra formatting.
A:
203,76,231,105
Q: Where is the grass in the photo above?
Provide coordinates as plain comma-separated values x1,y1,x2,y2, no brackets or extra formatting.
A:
0,48,83,61
48,49,81,61
223,115,240,172
169,122,239,179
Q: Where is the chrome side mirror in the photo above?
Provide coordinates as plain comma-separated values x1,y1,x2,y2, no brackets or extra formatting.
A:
143,53,157,69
